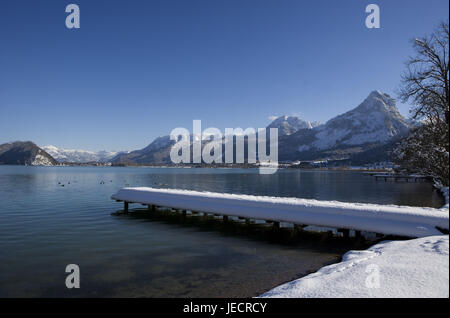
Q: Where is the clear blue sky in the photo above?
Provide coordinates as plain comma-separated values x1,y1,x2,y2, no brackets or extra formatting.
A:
0,0,448,151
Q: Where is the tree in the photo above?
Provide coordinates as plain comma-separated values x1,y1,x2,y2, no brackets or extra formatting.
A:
394,22,449,186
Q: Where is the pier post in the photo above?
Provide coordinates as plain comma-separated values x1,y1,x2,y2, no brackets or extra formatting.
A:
124,201,129,213
223,215,229,222
273,221,280,229
293,224,307,232
338,228,349,238
182,210,187,217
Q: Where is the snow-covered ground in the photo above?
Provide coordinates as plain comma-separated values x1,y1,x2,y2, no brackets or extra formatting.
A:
260,187,449,298
260,235,449,298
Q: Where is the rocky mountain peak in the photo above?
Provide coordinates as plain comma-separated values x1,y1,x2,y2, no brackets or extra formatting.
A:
267,115,315,136
358,90,397,112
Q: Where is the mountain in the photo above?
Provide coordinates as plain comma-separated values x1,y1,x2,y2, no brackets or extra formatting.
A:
267,116,319,136
111,135,174,164
278,91,410,161
0,141,59,166
42,145,125,163
111,118,320,164
112,91,410,165
313,90,408,148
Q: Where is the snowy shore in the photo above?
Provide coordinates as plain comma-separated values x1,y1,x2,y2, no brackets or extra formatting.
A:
260,235,449,298
260,187,449,298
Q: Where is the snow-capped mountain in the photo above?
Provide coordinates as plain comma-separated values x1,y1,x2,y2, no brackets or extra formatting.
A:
267,116,320,136
42,145,125,163
312,91,409,149
111,135,175,164
112,90,411,164
278,91,411,161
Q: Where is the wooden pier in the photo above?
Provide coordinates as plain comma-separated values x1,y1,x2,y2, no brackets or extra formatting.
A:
371,173,432,183
111,187,448,238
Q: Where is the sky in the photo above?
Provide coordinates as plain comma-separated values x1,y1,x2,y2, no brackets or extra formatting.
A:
0,0,448,151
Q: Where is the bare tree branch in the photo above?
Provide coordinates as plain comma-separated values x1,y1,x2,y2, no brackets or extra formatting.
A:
395,21,449,185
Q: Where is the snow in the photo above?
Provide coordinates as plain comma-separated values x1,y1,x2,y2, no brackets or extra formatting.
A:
31,153,54,166
111,187,449,237
42,145,122,163
313,127,352,149
267,116,314,136
260,235,449,298
259,185,449,298
296,91,410,152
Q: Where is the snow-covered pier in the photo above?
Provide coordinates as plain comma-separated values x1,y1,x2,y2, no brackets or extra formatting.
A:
111,187,449,238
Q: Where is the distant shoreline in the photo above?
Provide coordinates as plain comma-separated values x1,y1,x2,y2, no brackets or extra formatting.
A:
0,162,394,173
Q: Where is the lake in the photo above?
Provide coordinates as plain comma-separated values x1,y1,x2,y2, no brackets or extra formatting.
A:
0,166,444,297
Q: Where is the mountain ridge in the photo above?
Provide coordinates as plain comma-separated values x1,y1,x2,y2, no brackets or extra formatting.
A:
42,145,126,163
112,91,410,165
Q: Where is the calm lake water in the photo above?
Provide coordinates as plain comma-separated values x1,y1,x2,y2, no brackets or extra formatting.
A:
0,166,444,297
